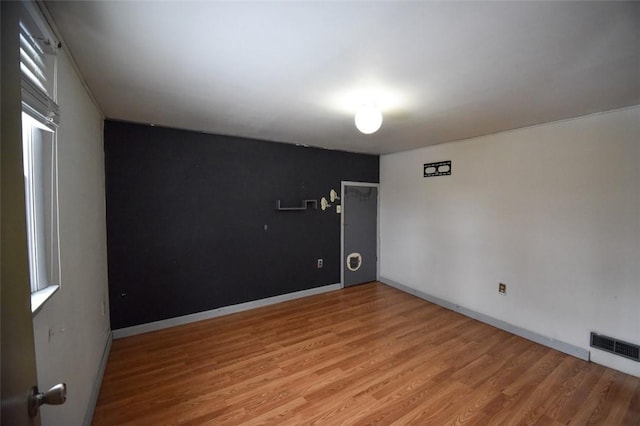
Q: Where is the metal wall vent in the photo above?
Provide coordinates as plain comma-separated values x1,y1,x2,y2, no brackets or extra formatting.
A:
590,332,640,362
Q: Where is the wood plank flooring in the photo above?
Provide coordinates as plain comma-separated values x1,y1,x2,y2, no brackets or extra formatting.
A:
92,282,640,425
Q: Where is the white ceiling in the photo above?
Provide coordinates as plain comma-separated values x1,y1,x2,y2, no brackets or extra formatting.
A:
46,1,640,155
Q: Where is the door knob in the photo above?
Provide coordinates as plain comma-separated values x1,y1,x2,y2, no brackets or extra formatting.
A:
28,383,67,417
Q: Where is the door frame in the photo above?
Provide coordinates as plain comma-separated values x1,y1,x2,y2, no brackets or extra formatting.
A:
340,181,380,288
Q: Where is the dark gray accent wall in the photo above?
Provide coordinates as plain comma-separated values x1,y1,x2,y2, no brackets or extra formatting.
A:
104,121,379,329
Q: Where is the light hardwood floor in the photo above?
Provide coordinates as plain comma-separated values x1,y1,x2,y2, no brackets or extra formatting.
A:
92,282,640,425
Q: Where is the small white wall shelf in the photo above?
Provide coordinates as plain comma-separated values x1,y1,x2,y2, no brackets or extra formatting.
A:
276,199,318,211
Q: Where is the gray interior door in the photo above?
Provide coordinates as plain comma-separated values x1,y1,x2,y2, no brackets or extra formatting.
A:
1,3,42,424
343,184,378,287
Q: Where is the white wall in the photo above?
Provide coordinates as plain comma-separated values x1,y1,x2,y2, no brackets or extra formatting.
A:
380,106,640,377
32,45,111,425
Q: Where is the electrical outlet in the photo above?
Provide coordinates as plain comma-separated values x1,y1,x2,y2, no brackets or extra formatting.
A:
498,283,507,295
317,258,323,268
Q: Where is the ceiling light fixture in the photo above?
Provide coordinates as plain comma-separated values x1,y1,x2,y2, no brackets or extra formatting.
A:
354,104,383,134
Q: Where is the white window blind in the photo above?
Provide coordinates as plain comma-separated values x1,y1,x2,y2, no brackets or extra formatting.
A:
19,7,59,127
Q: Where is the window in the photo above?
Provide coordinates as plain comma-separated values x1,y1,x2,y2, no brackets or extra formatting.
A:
22,113,59,294
20,2,61,311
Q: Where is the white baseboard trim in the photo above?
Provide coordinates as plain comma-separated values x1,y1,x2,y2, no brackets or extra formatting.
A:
113,283,342,339
83,330,112,426
380,277,590,361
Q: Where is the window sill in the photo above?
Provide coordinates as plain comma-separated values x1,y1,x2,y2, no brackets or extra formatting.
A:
31,285,60,316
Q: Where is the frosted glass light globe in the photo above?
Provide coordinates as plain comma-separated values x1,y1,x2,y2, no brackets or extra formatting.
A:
355,105,383,134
